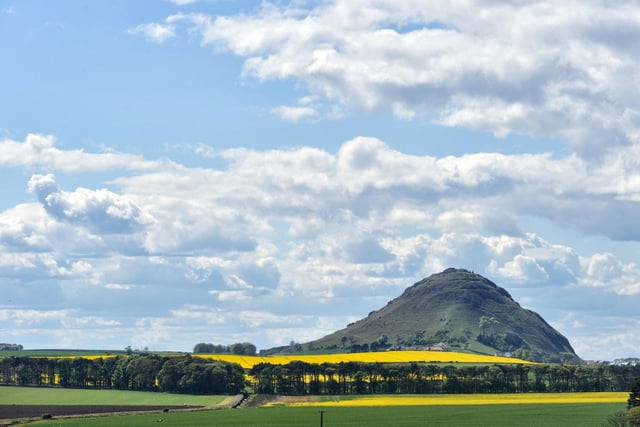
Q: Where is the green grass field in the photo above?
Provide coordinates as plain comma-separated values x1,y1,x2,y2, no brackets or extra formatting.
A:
0,349,128,357
0,386,227,406
1,385,628,426
24,403,625,427
0,350,191,358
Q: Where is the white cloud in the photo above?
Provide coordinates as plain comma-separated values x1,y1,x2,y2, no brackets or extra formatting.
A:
271,105,319,122
556,312,640,361
2,309,119,329
171,306,226,324
490,255,550,284
153,2,640,159
236,310,302,328
105,136,640,296
128,22,176,43
168,0,200,5
579,253,640,295
104,283,132,291
0,251,85,281
4,138,638,278
0,204,54,252
28,174,154,234
11,309,71,326
0,134,162,172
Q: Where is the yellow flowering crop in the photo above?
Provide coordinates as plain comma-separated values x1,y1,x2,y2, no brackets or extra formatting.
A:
33,350,532,368
35,355,117,360
195,350,533,369
269,392,627,407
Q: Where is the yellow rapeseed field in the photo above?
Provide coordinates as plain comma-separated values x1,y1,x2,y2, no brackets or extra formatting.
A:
269,392,628,407
43,355,117,360
195,350,533,369
40,350,532,368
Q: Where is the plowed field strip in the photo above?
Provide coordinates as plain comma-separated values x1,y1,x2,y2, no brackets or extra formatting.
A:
0,404,200,419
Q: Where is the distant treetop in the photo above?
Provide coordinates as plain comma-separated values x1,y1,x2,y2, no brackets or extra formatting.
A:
193,342,257,355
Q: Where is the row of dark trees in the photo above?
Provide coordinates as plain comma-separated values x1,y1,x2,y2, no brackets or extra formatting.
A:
631,378,640,408
0,354,245,395
2,354,639,397
193,342,257,355
249,361,640,395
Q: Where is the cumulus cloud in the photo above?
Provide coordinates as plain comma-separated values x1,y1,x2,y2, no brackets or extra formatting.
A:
0,252,80,281
6,137,640,301
143,1,640,158
0,204,54,252
0,134,161,172
181,137,639,245
579,253,640,295
27,174,154,234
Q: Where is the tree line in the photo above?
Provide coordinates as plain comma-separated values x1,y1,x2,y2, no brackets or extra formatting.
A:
0,354,245,395
249,361,640,395
2,354,639,397
193,342,257,355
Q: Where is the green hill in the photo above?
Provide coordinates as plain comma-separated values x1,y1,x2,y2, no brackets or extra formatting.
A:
276,268,581,363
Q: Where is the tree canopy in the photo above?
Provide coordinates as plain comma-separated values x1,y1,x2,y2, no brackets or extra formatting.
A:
0,354,245,395
193,342,257,355
629,377,640,409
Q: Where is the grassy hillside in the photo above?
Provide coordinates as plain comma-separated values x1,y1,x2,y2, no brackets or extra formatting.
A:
0,349,188,358
0,350,124,358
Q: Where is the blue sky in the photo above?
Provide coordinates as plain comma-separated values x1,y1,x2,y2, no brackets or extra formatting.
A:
2,0,640,360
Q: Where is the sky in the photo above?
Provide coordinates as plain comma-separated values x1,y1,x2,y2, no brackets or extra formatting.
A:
1,0,640,361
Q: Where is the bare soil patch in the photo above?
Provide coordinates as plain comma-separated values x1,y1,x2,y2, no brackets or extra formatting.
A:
0,404,201,425
244,395,320,407
279,396,319,404
244,394,279,407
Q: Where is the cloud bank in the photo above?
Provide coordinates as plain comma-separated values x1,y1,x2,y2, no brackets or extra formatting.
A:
1,134,639,359
136,1,640,159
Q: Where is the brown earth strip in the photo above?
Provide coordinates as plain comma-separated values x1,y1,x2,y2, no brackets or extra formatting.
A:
0,404,200,419
244,395,320,407
0,404,202,426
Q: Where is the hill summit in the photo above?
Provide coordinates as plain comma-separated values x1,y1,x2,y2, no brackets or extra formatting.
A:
280,268,581,363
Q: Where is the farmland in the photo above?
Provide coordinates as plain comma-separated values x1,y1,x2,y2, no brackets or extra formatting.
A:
0,386,239,425
3,350,639,396
194,350,534,368
0,387,628,426
0,349,530,368
0,386,230,406
0,349,637,426
20,400,627,427
0,369,631,426
274,392,629,406
0,349,185,358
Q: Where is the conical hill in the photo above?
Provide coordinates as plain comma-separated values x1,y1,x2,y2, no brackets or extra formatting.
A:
274,268,581,363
